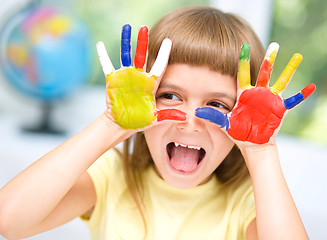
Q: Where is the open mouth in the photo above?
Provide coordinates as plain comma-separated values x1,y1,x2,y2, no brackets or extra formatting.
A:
166,142,206,173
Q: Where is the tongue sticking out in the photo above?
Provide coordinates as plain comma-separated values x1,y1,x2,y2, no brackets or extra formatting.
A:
170,145,200,172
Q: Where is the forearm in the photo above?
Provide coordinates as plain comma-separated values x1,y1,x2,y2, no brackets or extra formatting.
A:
241,142,308,240
0,113,132,234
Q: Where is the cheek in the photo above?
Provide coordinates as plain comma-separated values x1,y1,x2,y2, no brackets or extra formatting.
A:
144,129,157,155
144,124,167,158
208,124,234,151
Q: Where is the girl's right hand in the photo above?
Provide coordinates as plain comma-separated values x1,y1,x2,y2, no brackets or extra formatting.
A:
97,24,187,131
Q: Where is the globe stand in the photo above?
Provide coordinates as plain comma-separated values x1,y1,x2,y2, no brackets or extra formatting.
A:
23,102,65,135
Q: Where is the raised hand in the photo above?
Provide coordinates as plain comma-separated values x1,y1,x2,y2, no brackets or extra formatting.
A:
97,24,186,130
195,42,316,144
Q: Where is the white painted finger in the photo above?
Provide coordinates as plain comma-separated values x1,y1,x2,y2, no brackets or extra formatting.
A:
150,38,172,77
265,42,279,61
96,41,115,77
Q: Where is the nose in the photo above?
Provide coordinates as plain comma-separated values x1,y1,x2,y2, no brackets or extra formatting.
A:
176,106,205,133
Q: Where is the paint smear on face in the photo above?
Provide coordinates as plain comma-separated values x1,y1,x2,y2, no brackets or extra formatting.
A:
107,68,157,129
228,87,286,144
156,109,187,122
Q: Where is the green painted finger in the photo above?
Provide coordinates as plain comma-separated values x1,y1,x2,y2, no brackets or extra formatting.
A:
238,43,252,90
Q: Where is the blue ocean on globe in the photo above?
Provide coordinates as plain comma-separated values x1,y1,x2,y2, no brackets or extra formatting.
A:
0,5,92,101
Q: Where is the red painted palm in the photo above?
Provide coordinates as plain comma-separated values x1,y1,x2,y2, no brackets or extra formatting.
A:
196,43,315,144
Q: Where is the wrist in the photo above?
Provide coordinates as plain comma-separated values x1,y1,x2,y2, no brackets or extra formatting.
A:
95,112,135,148
239,141,280,174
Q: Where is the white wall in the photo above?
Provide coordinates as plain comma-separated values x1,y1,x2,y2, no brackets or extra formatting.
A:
210,0,274,46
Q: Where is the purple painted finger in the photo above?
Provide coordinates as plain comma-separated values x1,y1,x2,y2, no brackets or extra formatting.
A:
195,107,229,130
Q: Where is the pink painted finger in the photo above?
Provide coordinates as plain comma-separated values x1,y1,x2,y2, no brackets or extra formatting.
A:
156,109,187,122
150,38,172,77
96,41,115,77
256,42,279,88
134,25,149,69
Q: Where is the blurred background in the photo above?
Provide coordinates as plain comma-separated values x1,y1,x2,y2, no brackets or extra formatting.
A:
0,0,326,239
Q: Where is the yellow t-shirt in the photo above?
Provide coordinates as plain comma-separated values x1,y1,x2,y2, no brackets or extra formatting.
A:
83,150,256,240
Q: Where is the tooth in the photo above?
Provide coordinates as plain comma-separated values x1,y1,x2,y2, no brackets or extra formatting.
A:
187,145,201,150
174,142,201,150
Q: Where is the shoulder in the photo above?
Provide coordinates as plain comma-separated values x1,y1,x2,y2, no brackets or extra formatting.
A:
83,149,126,228
88,149,123,177
227,177,256,238
226,177,254,210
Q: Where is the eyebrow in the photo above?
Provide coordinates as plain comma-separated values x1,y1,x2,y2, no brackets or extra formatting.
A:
158,83,236,103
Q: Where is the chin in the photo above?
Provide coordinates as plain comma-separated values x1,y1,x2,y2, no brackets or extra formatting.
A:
158,167,210,189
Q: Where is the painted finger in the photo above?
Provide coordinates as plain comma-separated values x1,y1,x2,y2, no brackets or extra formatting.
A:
150,38,172,77
283,83,316,109
121,24,132,67
96,41,114,77
271,53,303,94
195,107,229,130
256,42,279,88
134,25,149,69
238,43,252,90
156,109,187,122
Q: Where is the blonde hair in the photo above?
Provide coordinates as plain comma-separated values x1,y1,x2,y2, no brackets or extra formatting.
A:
121,5,265,236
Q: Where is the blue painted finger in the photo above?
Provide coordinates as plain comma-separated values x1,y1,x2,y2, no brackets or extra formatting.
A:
121,24,132,67
283,83,316,109
283,92,304,109
195,107,230,130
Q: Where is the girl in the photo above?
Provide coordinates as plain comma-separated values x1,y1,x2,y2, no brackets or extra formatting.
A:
0,6,315,240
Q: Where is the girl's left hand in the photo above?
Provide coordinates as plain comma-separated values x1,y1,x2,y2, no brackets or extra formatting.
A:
195,42,316,145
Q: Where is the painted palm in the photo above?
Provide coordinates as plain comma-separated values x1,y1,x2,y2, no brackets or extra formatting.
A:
196,43,316,144
97,24,186,130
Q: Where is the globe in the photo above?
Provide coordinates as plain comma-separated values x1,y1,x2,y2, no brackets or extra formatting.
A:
0,5,92,101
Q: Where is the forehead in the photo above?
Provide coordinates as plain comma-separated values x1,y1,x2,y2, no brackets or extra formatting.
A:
159,64,237,97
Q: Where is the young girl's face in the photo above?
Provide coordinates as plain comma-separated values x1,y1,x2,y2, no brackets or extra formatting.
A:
144,64,237,188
